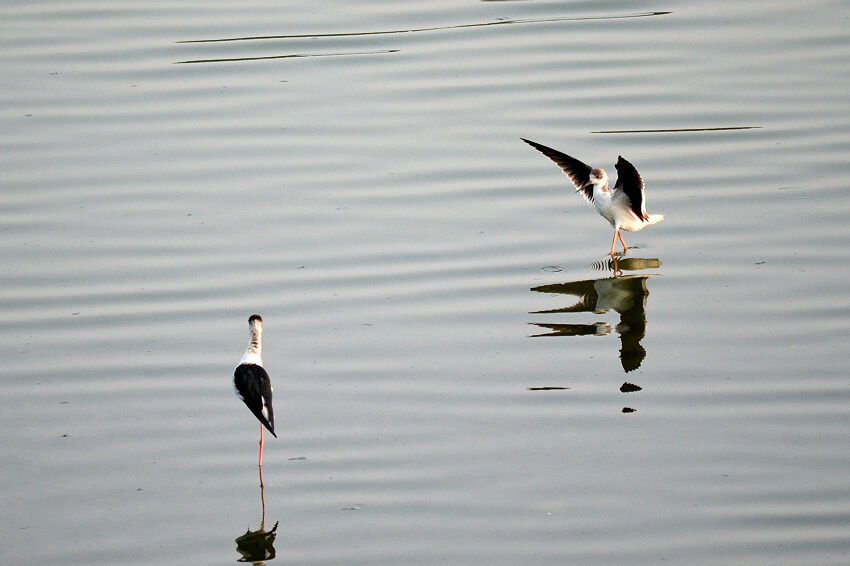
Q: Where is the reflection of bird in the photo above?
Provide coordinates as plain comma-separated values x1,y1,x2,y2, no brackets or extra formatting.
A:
529,321,611,338
235,521,279,563
522,138,663,256
590,256,662,277
531,275,651,372
234,315,277,467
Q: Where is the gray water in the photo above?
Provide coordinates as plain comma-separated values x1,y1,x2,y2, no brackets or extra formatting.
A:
2,1,849,564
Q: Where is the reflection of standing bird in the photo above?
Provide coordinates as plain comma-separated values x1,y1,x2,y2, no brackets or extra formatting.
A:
522,138,663,256
235,521,279,563
234,315,276,467
530,275,651,372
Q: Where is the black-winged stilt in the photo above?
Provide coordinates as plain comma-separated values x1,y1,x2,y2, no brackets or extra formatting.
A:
234,314,276,467
522,138,663,256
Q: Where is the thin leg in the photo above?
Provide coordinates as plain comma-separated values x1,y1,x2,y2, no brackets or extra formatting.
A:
610,230,619,256
258,465,266,520
618,231,628,253
259,423,265,467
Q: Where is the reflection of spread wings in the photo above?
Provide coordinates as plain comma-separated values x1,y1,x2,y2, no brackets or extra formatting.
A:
529,322,611,337
531,279,600,314
531,275,650,372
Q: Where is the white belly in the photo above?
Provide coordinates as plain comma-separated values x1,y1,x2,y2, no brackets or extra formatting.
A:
593,188,663,231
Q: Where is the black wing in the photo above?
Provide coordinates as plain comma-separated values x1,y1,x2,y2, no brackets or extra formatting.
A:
522,138,595,203
234,363,277,437
614,156,647,220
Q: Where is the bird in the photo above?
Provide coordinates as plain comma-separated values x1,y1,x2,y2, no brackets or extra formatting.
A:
522,138,663,256
234,314,277,467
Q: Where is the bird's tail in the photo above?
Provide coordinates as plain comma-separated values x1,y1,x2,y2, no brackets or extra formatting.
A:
645,214,664,225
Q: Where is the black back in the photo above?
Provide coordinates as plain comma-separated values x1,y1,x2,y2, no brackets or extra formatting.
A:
234,363,276,437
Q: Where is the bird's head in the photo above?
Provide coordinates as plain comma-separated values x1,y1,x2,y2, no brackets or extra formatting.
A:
589,168,608,191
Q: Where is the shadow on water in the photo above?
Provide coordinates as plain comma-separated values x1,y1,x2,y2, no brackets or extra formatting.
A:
530,256,661,372
235,466,279,564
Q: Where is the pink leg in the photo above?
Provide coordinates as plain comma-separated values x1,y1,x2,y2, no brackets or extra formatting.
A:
259,461,265,492
259,423,265,467
618,231,628,253
610,230,619,256
260,469,266,526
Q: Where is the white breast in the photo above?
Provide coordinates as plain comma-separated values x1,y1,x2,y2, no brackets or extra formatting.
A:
238,351,262,367
592,188,617,227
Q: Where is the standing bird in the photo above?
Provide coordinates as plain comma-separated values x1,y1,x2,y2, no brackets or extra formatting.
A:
522,138,663,256
234,314,276,467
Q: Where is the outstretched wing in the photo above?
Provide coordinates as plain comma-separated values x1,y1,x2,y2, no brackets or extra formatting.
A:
522,138,595,204
613,156,647,220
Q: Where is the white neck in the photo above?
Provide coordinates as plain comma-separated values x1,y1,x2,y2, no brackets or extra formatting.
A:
238,324,263,366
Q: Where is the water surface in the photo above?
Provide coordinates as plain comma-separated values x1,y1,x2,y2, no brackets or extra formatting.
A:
2,1,849,564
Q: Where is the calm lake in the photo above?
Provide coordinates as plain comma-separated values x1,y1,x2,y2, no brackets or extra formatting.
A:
2,1,849,564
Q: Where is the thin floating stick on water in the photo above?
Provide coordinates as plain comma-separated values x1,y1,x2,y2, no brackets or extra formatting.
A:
175,49,398,65
175,12,671,44
592,126,762,134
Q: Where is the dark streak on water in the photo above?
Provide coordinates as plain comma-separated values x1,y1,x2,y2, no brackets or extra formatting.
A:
175,12,672,44
174,49,399,65
592,126,762,134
